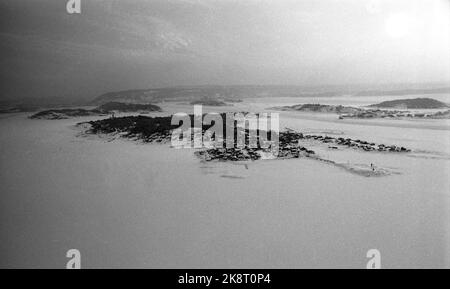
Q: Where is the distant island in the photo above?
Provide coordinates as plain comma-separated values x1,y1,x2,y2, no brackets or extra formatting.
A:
97,102,162,112
29,102,162,120
29,108,106,120
271,103,361,114
190,100,228,106
369,98,449,109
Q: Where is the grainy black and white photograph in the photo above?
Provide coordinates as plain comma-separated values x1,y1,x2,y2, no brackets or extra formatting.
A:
0,0,449,273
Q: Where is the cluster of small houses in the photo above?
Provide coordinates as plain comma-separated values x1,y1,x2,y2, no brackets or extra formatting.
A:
197,148,267,161
195,131,411,162
196,145,315,162
142,131,172,143
195,130,412,162
194,131,318,161
278,131,316,158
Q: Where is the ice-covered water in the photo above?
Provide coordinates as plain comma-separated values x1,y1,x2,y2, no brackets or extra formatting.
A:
0,96,449,268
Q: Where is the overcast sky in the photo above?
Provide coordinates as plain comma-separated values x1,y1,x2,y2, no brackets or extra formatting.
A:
0,0,449,100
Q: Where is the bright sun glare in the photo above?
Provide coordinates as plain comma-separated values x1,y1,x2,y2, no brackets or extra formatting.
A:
384,0,450,45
